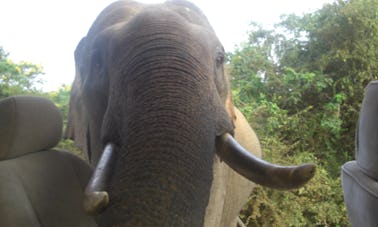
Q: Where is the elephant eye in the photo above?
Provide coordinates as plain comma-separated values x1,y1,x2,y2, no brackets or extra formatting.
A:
216,52,225,68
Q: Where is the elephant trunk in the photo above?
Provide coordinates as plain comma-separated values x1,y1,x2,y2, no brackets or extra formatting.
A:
97,37,221,226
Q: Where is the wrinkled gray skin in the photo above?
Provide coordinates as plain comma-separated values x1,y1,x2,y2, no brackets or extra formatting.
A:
66,0,261,226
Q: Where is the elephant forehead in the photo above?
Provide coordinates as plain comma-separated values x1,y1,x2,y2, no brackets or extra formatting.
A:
86,0,213,37
79,1,222,76
108,6,216,43
94,10,218,79
164,0,214,31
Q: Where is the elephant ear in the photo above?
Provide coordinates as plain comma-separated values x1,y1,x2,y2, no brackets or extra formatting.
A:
213,89,235,136
64,79,90,156
66,31,110,160
232,107,262,157
64,38,91,158
225,92,236,128
64,38,86,143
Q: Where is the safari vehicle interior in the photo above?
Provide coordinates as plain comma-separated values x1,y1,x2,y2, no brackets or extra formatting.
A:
342,81,378,226
0,96,95,227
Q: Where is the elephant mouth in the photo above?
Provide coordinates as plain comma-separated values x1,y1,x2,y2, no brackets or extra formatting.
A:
83,133,316,215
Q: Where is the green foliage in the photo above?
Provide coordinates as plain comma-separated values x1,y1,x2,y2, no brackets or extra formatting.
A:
233,68,351,225
240,155,348,226
231,67,350,225
0,46,44,98
277,0,378,158
229,0,378,225
46,85,87,160
47,84,71,126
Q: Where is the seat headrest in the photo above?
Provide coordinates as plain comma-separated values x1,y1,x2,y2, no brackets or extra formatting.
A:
0,96,62,160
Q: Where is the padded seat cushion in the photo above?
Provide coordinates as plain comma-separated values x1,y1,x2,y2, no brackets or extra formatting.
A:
0,96,62,160
342,161,378,227
0,149,96,227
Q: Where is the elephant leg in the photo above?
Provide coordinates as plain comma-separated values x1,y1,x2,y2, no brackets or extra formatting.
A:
232,107,262,158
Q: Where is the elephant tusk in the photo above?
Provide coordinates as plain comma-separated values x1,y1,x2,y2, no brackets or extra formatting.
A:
83,143,115,215
216,133,316,190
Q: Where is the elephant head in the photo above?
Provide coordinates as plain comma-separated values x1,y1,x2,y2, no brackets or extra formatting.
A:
66,0,315,226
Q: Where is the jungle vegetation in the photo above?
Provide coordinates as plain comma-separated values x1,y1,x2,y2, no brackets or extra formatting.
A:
231,0,378,225
1,0,378,225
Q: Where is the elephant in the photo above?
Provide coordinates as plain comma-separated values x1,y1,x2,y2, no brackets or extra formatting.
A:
65,0,315,226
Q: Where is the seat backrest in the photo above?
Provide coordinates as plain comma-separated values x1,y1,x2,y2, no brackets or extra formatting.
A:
0,96,96,227
341,81,378,226
356,81,378,179
0,95,62,159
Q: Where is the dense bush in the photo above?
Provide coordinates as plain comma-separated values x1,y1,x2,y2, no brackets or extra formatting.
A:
232,68,350,226
230,0,378,225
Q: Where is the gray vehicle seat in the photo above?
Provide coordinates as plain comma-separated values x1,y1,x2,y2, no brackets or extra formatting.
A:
342,81,378,227
0,96,96,227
